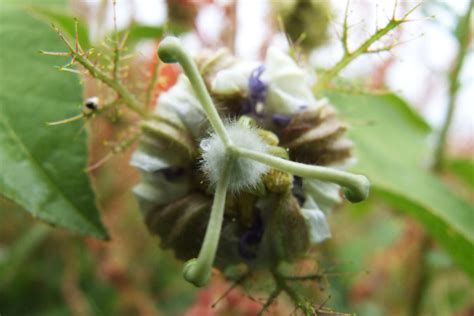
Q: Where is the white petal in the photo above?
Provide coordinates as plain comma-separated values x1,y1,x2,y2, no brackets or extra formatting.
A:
130,150,172,172
303,179,342,214
302,208,332,243
261,46,318,114
211,62,257,96
155,74,207,138
133,178,189,206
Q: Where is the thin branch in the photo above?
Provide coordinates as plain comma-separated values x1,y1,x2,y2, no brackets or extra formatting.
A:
39,50,70,56
47,114,83,126
86,130,141,171
112,0,121,80
272,270,314,315
73,18,84,54
365,33,423,54
284,273,324,282
314,2,421,93
211,273,248,308
55,66,83,74
257,288,281,316
315,19,402,92
51,24,149,118
145,60,160,108
365,45,395,54
325,80,391,95
342,0,351,54
86,152,114,172
392,0,400,20
402,2,423,20
433,0,473,171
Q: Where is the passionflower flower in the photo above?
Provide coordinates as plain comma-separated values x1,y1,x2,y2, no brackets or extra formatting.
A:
131,37,369,287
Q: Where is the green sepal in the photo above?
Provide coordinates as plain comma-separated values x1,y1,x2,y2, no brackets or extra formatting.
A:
140,120,196,161
262,193,310,263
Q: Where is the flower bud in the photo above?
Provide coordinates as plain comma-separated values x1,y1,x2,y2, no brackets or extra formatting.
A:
262,169,293,193
272,0,332,51
261,193,311,262
281,101,353,166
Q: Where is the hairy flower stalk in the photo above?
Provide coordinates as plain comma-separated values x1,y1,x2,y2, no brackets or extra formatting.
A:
158,37,232,147
152,36,370,287
234,147,369,202
183,158,232,286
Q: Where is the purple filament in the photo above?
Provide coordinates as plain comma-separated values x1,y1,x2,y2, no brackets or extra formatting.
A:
272,113,292,127
238,212,264,260
248,65,267,104
241,65,268,117
292,176,306,206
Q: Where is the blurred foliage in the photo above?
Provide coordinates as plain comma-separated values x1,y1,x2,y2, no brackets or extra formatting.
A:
30,5,91,48
447,159,474,189
273,0,332,50
328,92,474,278
0,201,197,315
328,199,474,316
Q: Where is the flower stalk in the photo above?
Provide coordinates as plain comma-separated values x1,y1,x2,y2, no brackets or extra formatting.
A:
234,147,369,203
158,37,232,147
183,156,232,287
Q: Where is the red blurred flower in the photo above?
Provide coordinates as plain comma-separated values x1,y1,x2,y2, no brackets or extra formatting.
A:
147,50,180,109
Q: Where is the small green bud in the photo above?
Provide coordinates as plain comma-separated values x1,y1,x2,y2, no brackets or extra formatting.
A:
257,129,280,146
343,175,370,203
263,169,293,193
158,36,182,63
183,258,211,287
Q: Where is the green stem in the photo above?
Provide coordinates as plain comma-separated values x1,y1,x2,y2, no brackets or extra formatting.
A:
52,25,149,118
182,157,232,287
284,273,324,281
433,0,473,171
314,19,402,93
234,147,369,202
257,287,281,316
75,53,149,118
272,269,312,314
112,0,120,81
146,60,160,108
158,36,232,146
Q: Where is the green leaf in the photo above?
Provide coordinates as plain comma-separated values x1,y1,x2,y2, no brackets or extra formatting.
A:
28,5,91,49
447,159,474,189
0,3,108,239
327,91,474,278
125,24,165,46
30,6,165,50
